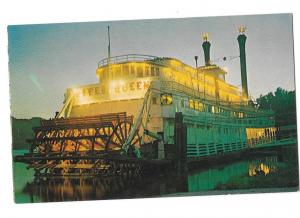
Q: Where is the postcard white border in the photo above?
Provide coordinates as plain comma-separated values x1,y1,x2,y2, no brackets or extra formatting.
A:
0,0,299,218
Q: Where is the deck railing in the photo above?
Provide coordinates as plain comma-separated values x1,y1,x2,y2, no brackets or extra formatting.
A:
98,54,160,68
183,113,274,128
39,112,130,127
159,80,273,116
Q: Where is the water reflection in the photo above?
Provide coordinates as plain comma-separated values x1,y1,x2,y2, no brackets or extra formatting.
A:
23,174,189,202
18,147,298,202
248,156,277,177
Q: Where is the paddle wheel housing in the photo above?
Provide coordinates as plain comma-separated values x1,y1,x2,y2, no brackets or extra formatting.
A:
22,112,143,176
30,112,141,154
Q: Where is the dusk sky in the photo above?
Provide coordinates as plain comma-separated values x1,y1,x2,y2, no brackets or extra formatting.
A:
8,14,295,119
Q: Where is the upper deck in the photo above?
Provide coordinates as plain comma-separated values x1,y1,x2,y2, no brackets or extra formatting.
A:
62,54,273,122
95,54,245,103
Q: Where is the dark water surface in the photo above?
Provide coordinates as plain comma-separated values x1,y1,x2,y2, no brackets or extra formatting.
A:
13,146,299,203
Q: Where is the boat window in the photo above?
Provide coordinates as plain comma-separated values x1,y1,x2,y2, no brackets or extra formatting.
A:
130,65,135,76
194,100,199,110
145,66,150,76
151,67,155,76
137,66,143,77
115,66,121,78
214,106,219,113
199,102,205,112
189,99,194,109
95,87,100,95
101,71,106,80
156,67,160,76
207,105,213,113
83,88,88,96
152,97,157,105
122,65,129,76
181,98,184,108
161,94,173,105
88,88,94,96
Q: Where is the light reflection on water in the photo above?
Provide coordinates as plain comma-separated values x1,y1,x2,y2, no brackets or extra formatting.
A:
13,147,299,203
248,156,277,177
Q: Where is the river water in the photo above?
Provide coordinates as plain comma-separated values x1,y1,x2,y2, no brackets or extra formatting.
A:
13,146,299,203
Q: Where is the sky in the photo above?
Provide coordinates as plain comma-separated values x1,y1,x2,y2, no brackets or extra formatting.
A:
8,14,295,119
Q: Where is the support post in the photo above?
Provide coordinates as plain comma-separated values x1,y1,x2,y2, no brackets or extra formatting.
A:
237,27,249,99
174,112,187,174
157,141,165,160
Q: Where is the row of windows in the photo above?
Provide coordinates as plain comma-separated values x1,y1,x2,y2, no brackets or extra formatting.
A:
192,125,244,136
101,65,160,80
188,99,205,112
186,98,245,118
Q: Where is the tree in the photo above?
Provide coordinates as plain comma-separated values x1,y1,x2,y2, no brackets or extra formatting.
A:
256,87,296,127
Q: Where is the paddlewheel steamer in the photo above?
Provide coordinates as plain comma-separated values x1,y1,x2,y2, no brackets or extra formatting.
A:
15,28,279,177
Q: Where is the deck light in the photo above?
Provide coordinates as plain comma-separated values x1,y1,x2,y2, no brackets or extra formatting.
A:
161,93,173,105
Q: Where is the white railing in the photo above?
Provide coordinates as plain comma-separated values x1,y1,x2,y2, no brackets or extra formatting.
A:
98,54,160,67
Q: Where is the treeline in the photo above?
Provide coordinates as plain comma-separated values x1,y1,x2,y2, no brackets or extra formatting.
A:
256,87,296,127
11,117,41,150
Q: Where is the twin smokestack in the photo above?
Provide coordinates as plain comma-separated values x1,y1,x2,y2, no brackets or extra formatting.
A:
202,33,211,66
200,28,249,99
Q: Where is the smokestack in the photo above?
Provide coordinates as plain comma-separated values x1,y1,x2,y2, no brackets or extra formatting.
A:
202,33,211,66
237,26,249,98
107,26,111,64
194,56,198,68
